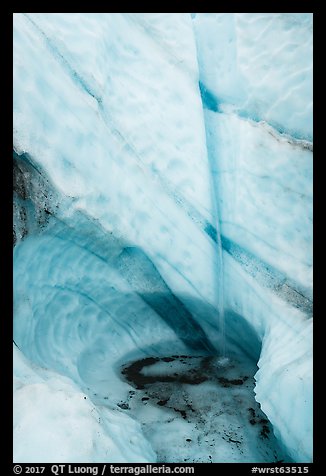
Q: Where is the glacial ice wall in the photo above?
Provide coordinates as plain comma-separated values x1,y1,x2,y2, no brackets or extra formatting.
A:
13,13,222,463
13,13,312,462
193,13,313,461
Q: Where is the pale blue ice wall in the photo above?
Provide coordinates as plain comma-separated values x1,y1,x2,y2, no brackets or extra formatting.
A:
14,13,221,462
13,12,220,313
13,13,312,462
193,13,313,461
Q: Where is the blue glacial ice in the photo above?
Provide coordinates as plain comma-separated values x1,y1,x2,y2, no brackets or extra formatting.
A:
13,13,312,463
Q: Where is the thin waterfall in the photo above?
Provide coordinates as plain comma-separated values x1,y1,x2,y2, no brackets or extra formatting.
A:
215,217,226,359
196,82,227,360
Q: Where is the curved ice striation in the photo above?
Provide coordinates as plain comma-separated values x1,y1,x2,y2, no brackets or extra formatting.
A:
13,13,312,462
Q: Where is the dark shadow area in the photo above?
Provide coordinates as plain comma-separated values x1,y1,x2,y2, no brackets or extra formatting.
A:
13,150,60,245
199,81,221,113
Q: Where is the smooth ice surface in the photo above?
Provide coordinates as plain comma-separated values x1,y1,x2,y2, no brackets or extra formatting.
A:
13,345,156,463
193,13,313,141
13,12,312,463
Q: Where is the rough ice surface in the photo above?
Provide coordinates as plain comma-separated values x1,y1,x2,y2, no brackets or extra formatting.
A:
13,13,312,463
119,354,288,463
